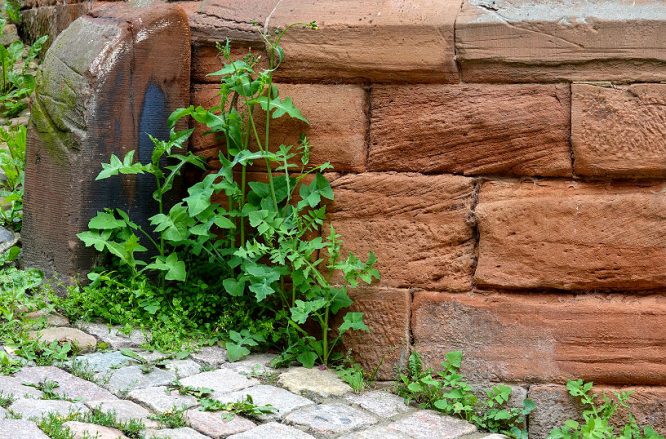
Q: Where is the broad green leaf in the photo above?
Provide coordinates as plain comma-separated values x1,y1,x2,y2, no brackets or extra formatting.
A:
296,351,317,368
96,151,145,180
88,211,125,230
445,351,463,369
207,60,250,77
249,280,274,301
338,312,368,335
146,253,186,282
77,230,112,252
290,299,327,324
255,96,308,123
225,342,250,362
222,278,245,297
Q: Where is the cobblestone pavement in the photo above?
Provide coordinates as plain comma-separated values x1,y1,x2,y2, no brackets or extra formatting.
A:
0,321,503,439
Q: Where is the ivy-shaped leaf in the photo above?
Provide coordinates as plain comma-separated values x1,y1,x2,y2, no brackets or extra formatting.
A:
145,253,186,282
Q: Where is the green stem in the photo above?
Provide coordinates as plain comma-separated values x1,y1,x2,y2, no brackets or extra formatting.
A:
322,306,330,364
248,116,278,212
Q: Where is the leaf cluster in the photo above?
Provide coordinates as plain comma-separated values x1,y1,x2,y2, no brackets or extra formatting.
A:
549,380,664,439
397,351,534,438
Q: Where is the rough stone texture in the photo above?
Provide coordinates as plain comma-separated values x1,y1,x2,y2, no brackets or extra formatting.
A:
62,421,128,439
180,369,258,394
75,351,136,373
28,327,96,352
185,409,256,437
86,399,156,426
189,0,461,83
128,386,198,412
220,353,275,376
475,180,666,290
0,376,42,398
338,288,410,380
145,427,210,439
13,366,117,402
163,359,201,378
528,384,666,438
340,426,412,439
387,410,477,439
76,323,146,349
0,419,50,439
105,366,177,394
190,346,227,366
214,385,313,420
412,292,666,385
278,367,352,398
9,398,89,419
20,3,89,50
23,4,191,282
456,0,666,82
572,83,666,177
23,310,70,327
344,391,411,419
327,173,475,291
284,403,378,436
0,23,18,46
191,83,367,173
0,407,6,419
228,422,316,439
369,84,571,176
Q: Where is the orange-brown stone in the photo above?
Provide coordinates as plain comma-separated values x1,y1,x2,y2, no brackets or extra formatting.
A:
369,84,571,176
412,291,666,385
475,180,666,291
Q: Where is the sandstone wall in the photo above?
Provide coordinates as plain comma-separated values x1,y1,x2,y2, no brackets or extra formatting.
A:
21,0,666,436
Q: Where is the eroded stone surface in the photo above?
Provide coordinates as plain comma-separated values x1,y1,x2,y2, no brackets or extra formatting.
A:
145,427,209,439
214,385,313,419
327,173,475,291
285,403,377,436
278,367,352,398
220,354,275,376
572,83,666,177
387,410,477,439
128,386,198,413
412,292,666,385
76,323,146,350
369,84,571,176
9,398,89,419
0,376,42,398
344,391,411,418
13,366,117,402
28,327,96,353
475,180,666,290
74,351,136,374
0,419,50,439
185,409,256,437
180,369,257,394
86,399,156,426
228,421,316,439
105,366,176,395
190,346,227,366
339,426,411,439
163,359,201,378
62,421,128,439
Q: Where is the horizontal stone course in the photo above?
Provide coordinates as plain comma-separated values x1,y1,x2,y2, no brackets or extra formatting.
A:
369,84,571,176
191,83,367,173
572,83,666,177
327,173,475,292
412,292,666,385
456,0,666,82
475,179,666,291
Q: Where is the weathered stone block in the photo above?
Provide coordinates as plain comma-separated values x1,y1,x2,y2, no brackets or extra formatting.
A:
412,292,666,385
456,0,666,82
528,384,666,438
572,83,666,177
369,84,571,176
23,4,191,282
338,287,410,380
20,3,88,49
191,83,367,173
475,180,666,290
327,173,475,291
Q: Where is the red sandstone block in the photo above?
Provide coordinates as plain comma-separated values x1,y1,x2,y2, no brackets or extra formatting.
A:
191,83,367,173
326,173,475,292
369,84,571,176
412,292,666,385
338,287,411,380
475,180,666,291
456,0,666,83
572,83,666,178
528,384,666,438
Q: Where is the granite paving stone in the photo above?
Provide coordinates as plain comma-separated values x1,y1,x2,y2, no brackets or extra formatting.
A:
185,409,256,438
74,351,137,374
220,354,275,376
0,419,50,439
339,425,412,439
128,386,198,412
228,421,316,439
0,407,7,419
9,398,89,420
191,346,227,366
62,421,128,439
180,369,258,394
278,367,352,398
76,322,146,349
387,410,477,439
145,427,210,438
345,390,412,418
284,403,378,436
105,366,176,394
13,366,117,402
163,359,201,378
86,399,158,426
0,376,42,398
213,384,313,420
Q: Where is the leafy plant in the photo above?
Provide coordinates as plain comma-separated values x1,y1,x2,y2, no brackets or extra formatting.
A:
549,380,664,439
0,125,26,229
76,23,379,367
39,409,145,439
148,408,187,428
199,394,275,420
0,391,14,408
0,20,46,117
398,351,534,439
336,362,367,393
